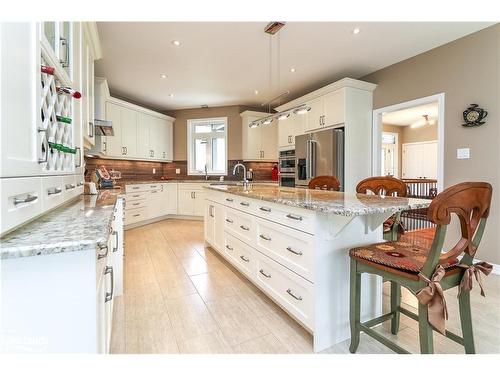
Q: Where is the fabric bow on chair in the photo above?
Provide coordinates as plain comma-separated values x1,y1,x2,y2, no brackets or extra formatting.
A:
458,262,493,297
416,265,448,335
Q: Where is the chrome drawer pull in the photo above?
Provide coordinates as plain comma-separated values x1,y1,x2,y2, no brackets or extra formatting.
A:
132,194,140,197
259,269,272,278
240,225,249,231
132,202,140,206
13,195,38,205
132,213,141,217
65,183,76,190
286,247,303,256
48,188,62,195
225,218,233,223
226,198,234,202
240,255,250,263
104,266,114,303
259,206,271,212
240,201,250,206
97,243,108,260
225,245,234,251
112,230,119,252
286,213,303,221
286,288,303,301
132,186,140,190
259,234,271,241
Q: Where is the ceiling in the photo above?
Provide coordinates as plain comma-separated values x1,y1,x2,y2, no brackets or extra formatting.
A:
383,102,438,126
95,22,493,111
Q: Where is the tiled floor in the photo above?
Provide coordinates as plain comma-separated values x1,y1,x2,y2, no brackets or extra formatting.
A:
110,219,500,354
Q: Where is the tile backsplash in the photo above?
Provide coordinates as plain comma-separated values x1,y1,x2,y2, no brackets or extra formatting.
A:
84,157,277,182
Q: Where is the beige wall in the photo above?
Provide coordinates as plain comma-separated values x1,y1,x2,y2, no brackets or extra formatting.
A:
165,105,245,161
363,24,500,264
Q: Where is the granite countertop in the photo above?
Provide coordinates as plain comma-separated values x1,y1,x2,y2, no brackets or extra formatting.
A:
205,184,431,216
0,190,124,260
116,179,278,185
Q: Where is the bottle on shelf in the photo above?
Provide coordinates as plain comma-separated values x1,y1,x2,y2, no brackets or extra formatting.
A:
41,65,55,75
56,86,81,99
56,115,72,124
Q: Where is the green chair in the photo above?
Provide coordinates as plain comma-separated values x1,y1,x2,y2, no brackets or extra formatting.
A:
349,182,493,354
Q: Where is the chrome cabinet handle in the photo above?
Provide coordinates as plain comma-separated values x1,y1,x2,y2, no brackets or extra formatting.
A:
286,213,303,221
259,269,271,278
75,146,81,167
48,187,62,195
225,218,233,223
259,234,271,241
14,195,38,205
240,255,250,262
151,190,158,194
209,205,214,218
104,266,114,303
132,194,140,197
132,213,141,217
240,201,249,207
132,202,140,206
89,122,94,138
97,243,108,260
259,206,271,212
38,128,48,163
226,198,234,202
65,183,76,190
286,288,303,301
286,246,303,256
132,186,140,190
112,230,119,252
124,147,128,155
225,245,233,251
152,150,154,157
193,192,196,199
163,151,166,158
240,225,249,231
60,36,69,67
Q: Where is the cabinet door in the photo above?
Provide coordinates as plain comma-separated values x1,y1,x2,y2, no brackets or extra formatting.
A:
150,117,164,160
120,107,138,158
305,97,323,132
164,121,174,161
178,190,195,216
278,118,293,148
260,122,278,160
213,203,225,251
242,118,262,160
96,272,106,354
205,202,215,245
136,113,151,159
193,189,206,217
323,89,345,127
103,102,122,157
164,184,178,214
294,111,306,139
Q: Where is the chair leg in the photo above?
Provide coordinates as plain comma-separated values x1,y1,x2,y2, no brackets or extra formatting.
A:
349,258,361,353
458,290,475,354
390,281,401,335
418,302,434,354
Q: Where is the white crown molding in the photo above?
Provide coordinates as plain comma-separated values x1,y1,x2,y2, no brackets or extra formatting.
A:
83,22,103,60
107,94,175,121
240,110,272,118
274,77,377,112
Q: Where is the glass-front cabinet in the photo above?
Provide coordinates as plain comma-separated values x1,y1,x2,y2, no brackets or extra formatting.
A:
41,22,73,81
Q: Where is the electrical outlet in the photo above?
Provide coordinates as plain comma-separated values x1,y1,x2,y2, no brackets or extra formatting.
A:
457,148,470,159
176,168,181,174
152,168,156,174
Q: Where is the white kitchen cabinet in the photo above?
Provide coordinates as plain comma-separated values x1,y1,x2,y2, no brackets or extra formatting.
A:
102,102,122,156
177,183,209,217
278,112,306,149
148,183,178,218
120,107,138,158
305,88,346,132
137,113,152,159
241,111,278,161
81,28,96,149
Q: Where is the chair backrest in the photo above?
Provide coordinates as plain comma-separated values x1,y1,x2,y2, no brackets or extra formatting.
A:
308,176,340,191
427,182,492,265
356,176,407,197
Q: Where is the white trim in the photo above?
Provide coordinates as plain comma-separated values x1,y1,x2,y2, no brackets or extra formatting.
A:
106,96,175,121
274,77,377,112
187,117,228,176
240,110,269,118
83,22,102,60
372,93,445,192
381,131,399,177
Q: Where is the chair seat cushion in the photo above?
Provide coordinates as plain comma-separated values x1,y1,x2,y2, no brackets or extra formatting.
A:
349,241,458,273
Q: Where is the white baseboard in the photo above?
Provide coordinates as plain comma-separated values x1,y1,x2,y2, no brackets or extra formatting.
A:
124,214,203,230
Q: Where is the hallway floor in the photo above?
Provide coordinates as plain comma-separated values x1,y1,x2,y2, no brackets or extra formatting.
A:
110,219,500,354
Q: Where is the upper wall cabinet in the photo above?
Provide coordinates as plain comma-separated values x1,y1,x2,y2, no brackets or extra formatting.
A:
278,111,306,149
89,89,175,162
241,111,278,161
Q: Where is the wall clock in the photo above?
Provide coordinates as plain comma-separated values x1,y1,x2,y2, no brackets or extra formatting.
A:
463,104,487,127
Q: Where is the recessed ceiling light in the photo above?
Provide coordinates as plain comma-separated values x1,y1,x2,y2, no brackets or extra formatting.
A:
352,28,360,35
160,73,167,79
254,90,259,95
172,40,181,46
289,67,296,73
169,93,174,98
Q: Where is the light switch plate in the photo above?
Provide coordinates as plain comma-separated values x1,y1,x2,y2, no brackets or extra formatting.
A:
152,168,156,174
457,148,470,159
176,168,181,174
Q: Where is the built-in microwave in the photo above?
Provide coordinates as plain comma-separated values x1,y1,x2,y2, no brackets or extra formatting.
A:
279,149,296,187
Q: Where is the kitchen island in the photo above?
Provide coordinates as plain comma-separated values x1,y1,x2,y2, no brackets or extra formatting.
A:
203,184,430,352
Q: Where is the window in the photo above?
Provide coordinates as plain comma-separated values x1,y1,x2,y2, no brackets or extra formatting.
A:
187,117,228,175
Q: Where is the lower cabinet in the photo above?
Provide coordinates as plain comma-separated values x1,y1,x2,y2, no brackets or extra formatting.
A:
177,183,209,216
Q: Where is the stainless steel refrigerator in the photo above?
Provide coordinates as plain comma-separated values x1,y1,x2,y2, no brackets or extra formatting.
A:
295,128,345,190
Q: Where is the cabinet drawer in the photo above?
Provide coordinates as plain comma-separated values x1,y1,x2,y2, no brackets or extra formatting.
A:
41,176,64,211
224,233,255,278
255,218,314,282
125,207,147,225
252,201,314,234
125,184,149,193
254,251,314,330
126,199,147,210
224,207,254,243
126,192,148,201
0,177,42,234
63,175,78,200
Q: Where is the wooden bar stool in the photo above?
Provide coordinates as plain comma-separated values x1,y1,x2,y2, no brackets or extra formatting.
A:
356,176,407,242
348,182,493,354
308,176,340,191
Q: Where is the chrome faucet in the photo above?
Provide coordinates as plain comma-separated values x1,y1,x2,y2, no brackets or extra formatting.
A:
232,162,248,186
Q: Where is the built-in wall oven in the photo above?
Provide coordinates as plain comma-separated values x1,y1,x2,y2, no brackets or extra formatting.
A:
279,149,296,187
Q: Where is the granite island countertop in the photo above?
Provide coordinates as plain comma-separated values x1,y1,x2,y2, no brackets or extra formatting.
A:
205,184,431,216
0,189,124,260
